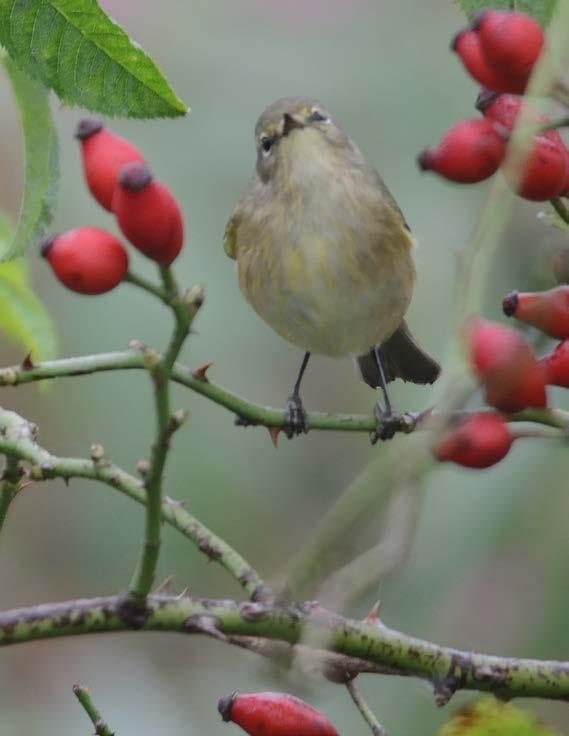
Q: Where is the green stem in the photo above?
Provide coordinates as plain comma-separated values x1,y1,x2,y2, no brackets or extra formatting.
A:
1,594,569,703
127,266,191,604
346,680,388,736
73,683,114,736
124,271,169,304
551,197,569,225
0,351,567,434
0,408,268,600
0,456,20,533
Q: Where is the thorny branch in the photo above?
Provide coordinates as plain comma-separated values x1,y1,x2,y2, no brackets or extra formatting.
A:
0,407,269,601
0,349,567,436
0,594,568,704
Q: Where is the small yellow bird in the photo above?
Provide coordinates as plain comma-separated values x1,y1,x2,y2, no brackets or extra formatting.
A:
224,97,440,441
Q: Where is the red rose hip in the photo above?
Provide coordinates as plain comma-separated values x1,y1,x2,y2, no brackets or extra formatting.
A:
418,119,505,183
466,319,547,411
503,286,569,339
473,11,544,86
40,227,128,295
433,413,514,469
542,340,569,388
452,29,526,93
504,133,569,201
75,118,145,211
218,692,339,736
112,162,184,265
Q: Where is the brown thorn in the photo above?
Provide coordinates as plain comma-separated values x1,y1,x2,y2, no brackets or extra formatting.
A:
191,362,213,383
364,601,381,624
268,426,281,448
153,575,175,595
16,480,34,493
21,352,35,371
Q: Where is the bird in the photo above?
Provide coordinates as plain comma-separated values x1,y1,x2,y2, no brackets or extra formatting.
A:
224,97,440,442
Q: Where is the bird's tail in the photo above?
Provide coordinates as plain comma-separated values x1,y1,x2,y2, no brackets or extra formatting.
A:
357,321,440,387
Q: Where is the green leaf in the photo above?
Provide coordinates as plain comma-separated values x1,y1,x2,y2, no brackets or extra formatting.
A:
455,0,558,25
0,215,57,361
2,54,59,261
0,0,188,118
439,698,559,736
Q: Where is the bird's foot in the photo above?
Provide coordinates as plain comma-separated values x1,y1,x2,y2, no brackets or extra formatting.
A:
370,404,400,444
283,393,308,439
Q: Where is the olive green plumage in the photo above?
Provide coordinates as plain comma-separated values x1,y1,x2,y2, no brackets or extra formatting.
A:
225,97,439,385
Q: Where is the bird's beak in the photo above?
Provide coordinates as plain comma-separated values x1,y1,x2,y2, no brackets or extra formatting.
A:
282,113,304,137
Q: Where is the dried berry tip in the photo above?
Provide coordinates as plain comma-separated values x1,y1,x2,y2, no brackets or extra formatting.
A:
218,691,238,722
118,162,153,192
75,118,103,140
475,89,499,112
502,290,519,317
470,10,488,31
450,28,466,52
39,236,56,259
417,151,432,171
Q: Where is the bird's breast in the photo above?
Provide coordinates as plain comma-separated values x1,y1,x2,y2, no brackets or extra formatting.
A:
236,166,415,356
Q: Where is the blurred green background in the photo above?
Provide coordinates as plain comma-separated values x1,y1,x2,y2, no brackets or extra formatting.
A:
1,0,569,734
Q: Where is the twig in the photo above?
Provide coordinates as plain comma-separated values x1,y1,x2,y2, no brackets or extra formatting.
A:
73,683,115,736
0,351,567,435
124,270,169,304
0,455,22,533
0,407,269,601
346,679,389,736
550,197,569,225
126,267,196,607
1,594,568,703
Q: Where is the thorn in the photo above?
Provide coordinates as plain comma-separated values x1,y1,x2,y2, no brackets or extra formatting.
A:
184,614,226,640
183,284,205,310
90,443,107,463
170,409,189,429
136,459,150,477
153,574,175,595
191,362,213,383
268,426,281,448
364,601,381,624
164,495,185,508
16,479,33,493
433,677,457,707
175,587,190,599
21,351,35,370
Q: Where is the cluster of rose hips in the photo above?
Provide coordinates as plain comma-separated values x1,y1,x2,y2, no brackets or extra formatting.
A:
418,10,569,201
218,691,339,736
434,280,569,470
41,119,184,294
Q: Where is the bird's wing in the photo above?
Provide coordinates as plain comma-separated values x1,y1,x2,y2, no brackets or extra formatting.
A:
223,211,239,260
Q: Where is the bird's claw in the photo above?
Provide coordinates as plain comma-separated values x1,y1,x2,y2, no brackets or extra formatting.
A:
283,394,308,438
370,404,400,444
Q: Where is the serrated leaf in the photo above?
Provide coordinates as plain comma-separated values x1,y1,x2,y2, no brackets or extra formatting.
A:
0,0,188,118
440,697,559,736
2,55,59,261
455,0,558,25
0,215,57,361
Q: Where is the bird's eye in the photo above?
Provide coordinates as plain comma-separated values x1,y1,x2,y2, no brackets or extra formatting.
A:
260,136,273,154
309,110,329,123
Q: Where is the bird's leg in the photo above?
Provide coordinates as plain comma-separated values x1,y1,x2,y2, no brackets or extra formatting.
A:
370,347,399,444
284,352,311,438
